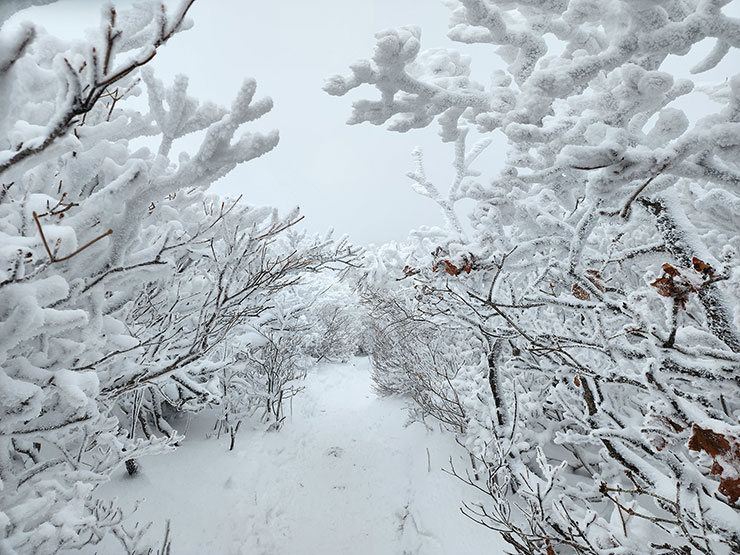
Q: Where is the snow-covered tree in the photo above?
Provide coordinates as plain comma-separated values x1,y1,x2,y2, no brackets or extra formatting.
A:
0,2,296,552
330,1,740,552
112,199,355,469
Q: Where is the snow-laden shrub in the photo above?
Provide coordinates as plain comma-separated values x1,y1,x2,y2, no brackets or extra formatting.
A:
362,248,492,436
115,201,359,456
331,1,740,552
295,270,364,363
215,260,362,446
0,2,297,552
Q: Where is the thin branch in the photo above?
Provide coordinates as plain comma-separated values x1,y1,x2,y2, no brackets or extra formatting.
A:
33,211,112,263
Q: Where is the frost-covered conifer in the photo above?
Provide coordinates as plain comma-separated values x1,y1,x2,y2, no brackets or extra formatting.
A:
330,1,740,552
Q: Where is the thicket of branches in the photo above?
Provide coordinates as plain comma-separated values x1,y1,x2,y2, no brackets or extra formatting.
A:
215,264,364,449
0,3,361,553
331,1,740,552
5,0,740,553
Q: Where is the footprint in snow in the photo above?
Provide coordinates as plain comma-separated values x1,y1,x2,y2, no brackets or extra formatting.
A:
325,446,344,457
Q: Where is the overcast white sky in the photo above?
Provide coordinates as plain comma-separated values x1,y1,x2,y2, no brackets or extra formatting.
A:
155,0,479,246
13,0,498,245
8,0,740,245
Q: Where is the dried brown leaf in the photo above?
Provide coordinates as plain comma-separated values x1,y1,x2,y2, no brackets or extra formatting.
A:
691,257,714,277
572,283,591,300
688,424,740,503
688,424,731,457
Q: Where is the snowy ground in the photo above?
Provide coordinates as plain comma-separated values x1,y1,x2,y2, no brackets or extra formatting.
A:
79,358,505,554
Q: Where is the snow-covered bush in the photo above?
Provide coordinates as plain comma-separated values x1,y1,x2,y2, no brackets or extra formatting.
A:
294,270,364,363
242,325,308,426
215,256,362,445
330,1,740,552
361,245,488,435
0,2,284,552
114,200,347,464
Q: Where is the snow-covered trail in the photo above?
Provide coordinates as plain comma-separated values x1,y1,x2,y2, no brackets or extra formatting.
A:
84,358,503,554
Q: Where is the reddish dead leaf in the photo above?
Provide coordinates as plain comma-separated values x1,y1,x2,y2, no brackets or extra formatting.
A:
711,460,724,475
396,265,421,281
650,276,675,298
719,477,740,503
664,418,684,433
688,424,740,503
433,260,460,276
460,254,474,274
691,257,714,277
572,283,591,300
546,541,556,555
573,375,581,387
688,425,731,457
432,253,475,276
662,263,680,277
649,262,706,309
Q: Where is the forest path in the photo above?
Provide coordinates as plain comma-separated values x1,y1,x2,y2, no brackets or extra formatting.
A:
85,358,501,554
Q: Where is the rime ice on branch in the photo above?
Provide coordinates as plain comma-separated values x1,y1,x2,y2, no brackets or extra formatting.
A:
0,1,330,553
331,1,740,552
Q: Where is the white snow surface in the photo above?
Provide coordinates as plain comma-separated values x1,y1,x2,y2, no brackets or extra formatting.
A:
78,358,503,554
